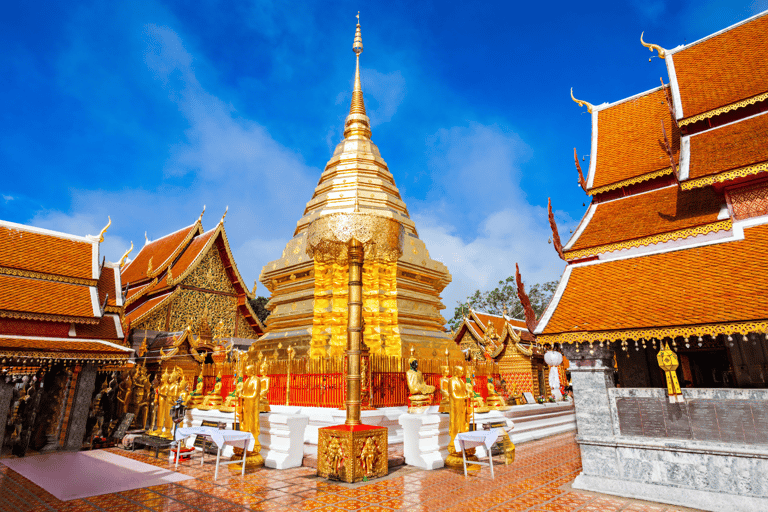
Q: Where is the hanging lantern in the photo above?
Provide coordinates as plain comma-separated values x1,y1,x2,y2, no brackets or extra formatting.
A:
544,350,563,399
657,342,683,403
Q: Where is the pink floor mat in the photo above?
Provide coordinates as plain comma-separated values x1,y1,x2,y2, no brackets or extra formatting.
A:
0,449,191,501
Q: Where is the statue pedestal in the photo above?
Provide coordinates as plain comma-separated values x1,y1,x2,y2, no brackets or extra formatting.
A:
261,412,309,469
398,413,449,470
317,424,387,483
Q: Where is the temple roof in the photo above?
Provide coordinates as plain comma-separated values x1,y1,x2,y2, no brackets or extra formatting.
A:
587,87,679,194
121,222,201,285
0,273,98,322
457,310,535,343
682,111,768,189
565,185,726,259
0,335,132,361
669,11,768,123
537,223,768,343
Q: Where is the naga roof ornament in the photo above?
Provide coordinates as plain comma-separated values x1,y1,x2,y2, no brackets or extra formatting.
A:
570,88,593,113
640,32,667,60
118,241,134,268
98,216,111,242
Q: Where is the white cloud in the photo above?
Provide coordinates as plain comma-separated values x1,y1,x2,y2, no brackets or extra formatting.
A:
2,195,13,202
336,68,406,127
409,122,574,317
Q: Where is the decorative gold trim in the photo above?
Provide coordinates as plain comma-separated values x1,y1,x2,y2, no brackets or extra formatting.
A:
0,266,97,286
588,167,674,195
146,222,203,279
571,88,593,113
0,310,99,324
129,289,179,327
118,241,133,268
514,340,533,357
124,278,158,307
681,161,768,190
564,220,732,260
167,226,221,287
0,350,131,362
640,32,666,59
538,319,768,344
679,91,768,127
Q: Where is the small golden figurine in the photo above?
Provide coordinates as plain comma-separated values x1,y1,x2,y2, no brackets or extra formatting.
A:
222,376,243,412
466,368,489,414
188,376,204,408
240,362,264,466
258,361,271,412
149,369,169,436
485,379,509,410
438,365,451,413
360,436,376,477
406,353,435,413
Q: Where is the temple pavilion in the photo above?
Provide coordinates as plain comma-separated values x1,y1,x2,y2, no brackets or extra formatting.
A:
122,209,263,375
453,309,565,398
257,24,461,361
534,11,768,510
0,219,132,456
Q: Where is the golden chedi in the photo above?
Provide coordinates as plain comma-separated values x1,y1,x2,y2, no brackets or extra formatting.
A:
257,14,462,363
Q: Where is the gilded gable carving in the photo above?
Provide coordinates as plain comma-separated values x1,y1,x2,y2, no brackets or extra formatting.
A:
182,248,236,294
168,289,237,336
135,304,168,332
236,313,259,339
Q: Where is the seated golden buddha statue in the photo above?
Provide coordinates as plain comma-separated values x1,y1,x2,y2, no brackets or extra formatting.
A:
200,373,223,410
438,366,451,414
258,361,270,412
406,358,435,413
465,368,489,413
509,382,523,405
188,376,204,408
485,380,508,410
222,376,243,412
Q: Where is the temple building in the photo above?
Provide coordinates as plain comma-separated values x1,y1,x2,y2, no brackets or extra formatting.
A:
453,309,564,398
535,11,768,510
0,219,132,456
122,210,264,364
257,25,460,361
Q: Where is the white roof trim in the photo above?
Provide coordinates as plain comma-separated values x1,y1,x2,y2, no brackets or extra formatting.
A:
678,136,690,181
689,109,768,136
586,110,598,189
665,54,683,120
667,9,768,56
111,314,124,339
534,265,573,335
564,203,597,250
594,84,665,112
0,219,94,245
90,286,100,317
0,334,133,352
110,266,123,307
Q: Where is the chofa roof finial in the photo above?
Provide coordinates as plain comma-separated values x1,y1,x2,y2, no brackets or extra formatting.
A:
118,241,134,268
571,88,593,113
98,216,111,242
640,32,667,61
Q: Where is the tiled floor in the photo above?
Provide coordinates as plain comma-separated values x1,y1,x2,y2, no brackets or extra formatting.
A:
0,432,699,511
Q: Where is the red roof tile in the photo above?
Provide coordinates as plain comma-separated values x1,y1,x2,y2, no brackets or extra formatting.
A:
76,314,122,341
688,112,768,181
542,224,768,335
121,224,199,285
568,186,723,252
0,318,70,338
592,87,679,190
0,336,131,355
125,292,173,326
166,229,216,284
0,225,93,280
0,275,95,319
97,265,120,307
672,13,768,119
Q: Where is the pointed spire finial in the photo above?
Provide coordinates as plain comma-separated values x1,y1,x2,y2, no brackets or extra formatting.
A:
220,206,228,224
571,88,593,113
118,241,134,268
640,32,666,60
198,205,206,223
144,231,149,245
98,216,111,242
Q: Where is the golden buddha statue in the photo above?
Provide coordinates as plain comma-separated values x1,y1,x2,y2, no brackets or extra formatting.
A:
188,376,204,408
240,363,264,466
465,368,489,413
258,361,270,412
485,380,508,410
509,382,523,405
222,376,243,412
406,358,434,412
438,365,450,414
178,374,190,407
200,372,223,410
161,370,180,438
446,365,476,468
149,369,169,436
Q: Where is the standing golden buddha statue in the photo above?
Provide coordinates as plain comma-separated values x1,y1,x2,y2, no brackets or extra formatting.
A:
446,365,476,468
438,366,451,413
258,361,270,412
240,362,264,467
150,369,169,436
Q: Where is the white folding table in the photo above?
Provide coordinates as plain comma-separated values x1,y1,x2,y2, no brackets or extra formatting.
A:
454,427,510,478
174,426,254,480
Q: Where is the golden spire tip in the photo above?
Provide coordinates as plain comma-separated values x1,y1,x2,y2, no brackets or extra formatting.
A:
571,88,594,113
98,216,111,242
640,31,666,60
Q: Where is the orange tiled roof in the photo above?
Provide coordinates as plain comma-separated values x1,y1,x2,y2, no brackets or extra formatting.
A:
541,224,768,337
688,112,768,181
121,223,200,285
591,87,679,190
97,265,120,307
0,225,93,280
672,13,768,119
0,274,95,319
472,312,535,342
166,229,216,285
567,186,723,252
76,314,123,341
0,336,131,356
125,292,174,326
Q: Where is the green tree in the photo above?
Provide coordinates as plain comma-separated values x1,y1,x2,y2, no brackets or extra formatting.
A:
248,296,271,324
447,278,558,331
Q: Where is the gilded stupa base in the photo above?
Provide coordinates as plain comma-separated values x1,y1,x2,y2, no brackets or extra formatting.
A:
317,424,387,483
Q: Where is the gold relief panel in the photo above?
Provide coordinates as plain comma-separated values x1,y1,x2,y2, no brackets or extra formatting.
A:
236,313,259,339
136,304,169,332
310,259,349,357
183,248,236,294
168,289,237,335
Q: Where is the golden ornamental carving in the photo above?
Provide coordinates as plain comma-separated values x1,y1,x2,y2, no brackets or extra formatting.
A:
146,256,153,276
640,32,666,59
681,161,768,191
0,309,99,325
124,278,158,307
538,319,768,344
118,241,134,268
657,342,683,403
564,220,732,260
0,349,130,362
0,266,96,286
177,245,236,294
130,288,179,328
588,167,674,196
679,91,768,127
306,213,404,262
570,88,593,113
98,216,111,242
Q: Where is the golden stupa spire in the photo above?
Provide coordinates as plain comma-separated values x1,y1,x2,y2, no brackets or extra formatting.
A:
344,13,371,139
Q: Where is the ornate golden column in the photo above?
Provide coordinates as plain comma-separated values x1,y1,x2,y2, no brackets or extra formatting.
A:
346,238,363,426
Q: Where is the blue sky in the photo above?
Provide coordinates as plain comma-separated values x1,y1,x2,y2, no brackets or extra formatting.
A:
2,0,766,314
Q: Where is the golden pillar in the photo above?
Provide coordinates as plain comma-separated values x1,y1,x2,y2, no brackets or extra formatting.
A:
346,238,363,426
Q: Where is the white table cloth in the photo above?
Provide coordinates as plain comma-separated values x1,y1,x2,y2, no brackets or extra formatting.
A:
454,428,509,478
174,427,254,480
